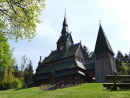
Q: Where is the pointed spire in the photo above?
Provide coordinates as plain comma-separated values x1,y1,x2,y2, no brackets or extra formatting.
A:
63,9,68,26
99,20,101,25
94,22,114,54
38,56,42,65
61,10,69,37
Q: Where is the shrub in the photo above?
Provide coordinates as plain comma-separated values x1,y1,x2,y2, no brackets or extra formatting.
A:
0,83,7,90
12,78,22,88
0,78,22,90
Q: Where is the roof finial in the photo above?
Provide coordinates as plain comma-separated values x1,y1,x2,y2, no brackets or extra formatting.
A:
40,56,42,61
99,20,101,25
65,8,66,17
80,40,82,43
39,56,42,64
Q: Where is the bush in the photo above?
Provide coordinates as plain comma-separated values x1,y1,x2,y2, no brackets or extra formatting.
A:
12,78,22,88
0,83,7,90
0,78,22,90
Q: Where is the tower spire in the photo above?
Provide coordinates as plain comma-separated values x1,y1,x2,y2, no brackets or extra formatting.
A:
94,23,113,54
99,20,101,25
61,10,69,37
65,8,66,17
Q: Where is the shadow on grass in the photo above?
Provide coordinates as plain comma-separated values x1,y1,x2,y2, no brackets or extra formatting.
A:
102,88,130,92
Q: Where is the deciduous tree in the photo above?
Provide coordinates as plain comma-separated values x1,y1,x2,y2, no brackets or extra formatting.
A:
0,0,45,40
0,33,11,82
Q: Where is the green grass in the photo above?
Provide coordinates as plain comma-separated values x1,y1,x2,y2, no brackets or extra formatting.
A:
0,83,130,98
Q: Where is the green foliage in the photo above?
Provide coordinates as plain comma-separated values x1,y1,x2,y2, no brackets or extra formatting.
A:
0,34,12,83
0,78,22,90
83,45,90,61
0,0,45,40
12,78,22,88
14,55,34,87
14,64,19,78
0,33,11,67
118,61,130,75
0,44,22,90
116,51,130,75
83,45,95,62
24,60,33,84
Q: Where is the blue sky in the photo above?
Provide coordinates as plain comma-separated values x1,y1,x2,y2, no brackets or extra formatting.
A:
9,0,130,72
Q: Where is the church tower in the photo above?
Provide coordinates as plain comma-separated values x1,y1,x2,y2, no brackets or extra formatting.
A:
94,23,117,83
57,14,73,52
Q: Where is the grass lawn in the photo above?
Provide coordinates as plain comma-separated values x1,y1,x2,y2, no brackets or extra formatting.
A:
0,83,130,98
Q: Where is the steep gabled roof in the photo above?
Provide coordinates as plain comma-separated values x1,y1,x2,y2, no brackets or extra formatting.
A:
57,33,69,44
94,24,114,54
41,43,81,64
35,60,85,76
84,61,95,70
57,33,74,44
34,69,84,81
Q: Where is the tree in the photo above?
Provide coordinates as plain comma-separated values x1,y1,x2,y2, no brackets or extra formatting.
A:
83,45,90,62
18,55,28,86
20,55,28,71
7,47,17,82
24,60,33,84
0,43,22,89
0,33,11,67
89,51,95,61
14,64,19,78
116,51,124,71
0,0,45,41
83,45,95,62
0,33,11,82
118,61,130,75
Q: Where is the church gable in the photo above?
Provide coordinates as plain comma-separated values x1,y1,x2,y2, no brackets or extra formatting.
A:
56,34,69,44
41,43,80,64
75,43,86,62
66,34,74,45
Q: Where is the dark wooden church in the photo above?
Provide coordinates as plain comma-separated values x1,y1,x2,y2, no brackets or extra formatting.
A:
31,14,117,86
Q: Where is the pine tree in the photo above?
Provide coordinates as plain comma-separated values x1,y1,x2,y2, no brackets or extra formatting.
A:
24,60,33,84
83,45,90,62
116,51,130,75
116,51,124,72
89,51,95,61
14,64,19,78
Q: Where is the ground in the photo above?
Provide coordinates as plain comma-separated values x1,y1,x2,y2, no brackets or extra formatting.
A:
0,83,130,98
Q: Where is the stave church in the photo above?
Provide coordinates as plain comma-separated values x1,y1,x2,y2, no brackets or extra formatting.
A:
31,14,117,86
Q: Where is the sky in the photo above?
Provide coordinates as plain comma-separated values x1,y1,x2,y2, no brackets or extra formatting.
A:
9,0,130,72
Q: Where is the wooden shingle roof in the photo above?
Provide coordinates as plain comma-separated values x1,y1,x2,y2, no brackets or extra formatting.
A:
36,60,85,76
42,43,81,64
94,24,114,54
